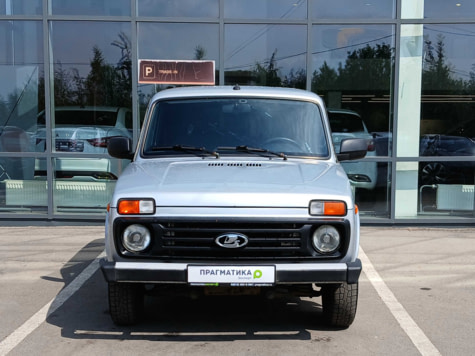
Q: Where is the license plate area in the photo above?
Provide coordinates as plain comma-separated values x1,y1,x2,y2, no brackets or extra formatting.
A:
187,265,275,286
203,286,261,296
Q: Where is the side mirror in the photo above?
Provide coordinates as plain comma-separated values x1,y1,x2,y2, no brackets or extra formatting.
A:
107,136,134,160
337,138,367,161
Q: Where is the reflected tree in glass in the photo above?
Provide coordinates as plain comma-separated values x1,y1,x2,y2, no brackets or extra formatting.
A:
52,32,132,109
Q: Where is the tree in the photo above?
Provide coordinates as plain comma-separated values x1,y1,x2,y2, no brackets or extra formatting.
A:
338,43,393,91
194,45,206,60
311,62,339,93
422,35,459,91
49,32,133,109
53,62,77,106
311,43,393,94
85,46,109,106
422,34,470,127
253,49,282,87
283,68,306,89
111,32,132,106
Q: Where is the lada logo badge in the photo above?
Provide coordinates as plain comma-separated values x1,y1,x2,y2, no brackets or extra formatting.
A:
215,233,248,248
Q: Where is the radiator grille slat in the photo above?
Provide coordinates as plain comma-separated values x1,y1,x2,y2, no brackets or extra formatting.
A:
153,222,307,259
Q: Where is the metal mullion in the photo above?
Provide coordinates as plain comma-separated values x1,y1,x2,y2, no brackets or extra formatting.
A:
306,0,312,91
44,15,132,22
223,18,307,25
219,0,224,85
135,16,218,23
131,0,139,144
43,0,55,219
390,8,402,221
402,18,475,25
0,15,43,20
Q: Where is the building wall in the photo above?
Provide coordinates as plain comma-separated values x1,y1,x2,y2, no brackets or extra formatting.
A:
0,0,474,223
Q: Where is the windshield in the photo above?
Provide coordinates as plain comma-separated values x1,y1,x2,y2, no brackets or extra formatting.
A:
142,98,329,158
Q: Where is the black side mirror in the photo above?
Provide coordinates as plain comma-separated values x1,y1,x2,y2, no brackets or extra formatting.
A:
107,136,134,160
337,138,367,161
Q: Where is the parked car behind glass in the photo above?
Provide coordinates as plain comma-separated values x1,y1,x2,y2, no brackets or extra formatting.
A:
33,106,132,180
419,134,475,185
328,109,377,190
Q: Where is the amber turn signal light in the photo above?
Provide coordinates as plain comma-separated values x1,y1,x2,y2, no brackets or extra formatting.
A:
118,199,155,215
309,200,347,216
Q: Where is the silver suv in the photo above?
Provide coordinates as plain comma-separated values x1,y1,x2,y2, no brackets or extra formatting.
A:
100,86,366,328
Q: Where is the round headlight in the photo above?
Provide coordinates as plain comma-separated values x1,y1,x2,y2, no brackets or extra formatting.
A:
122,224,151,252
312,225,340,254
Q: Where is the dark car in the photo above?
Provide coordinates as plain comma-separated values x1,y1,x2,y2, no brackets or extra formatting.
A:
419,134,475,185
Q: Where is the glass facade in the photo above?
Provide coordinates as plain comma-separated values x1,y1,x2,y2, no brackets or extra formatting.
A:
224,0,307,19
51,0,130,16
224,24,307,87
0,0,474,223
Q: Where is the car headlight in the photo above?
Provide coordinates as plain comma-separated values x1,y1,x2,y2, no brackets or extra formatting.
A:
122,224,151,252
312,225,341,254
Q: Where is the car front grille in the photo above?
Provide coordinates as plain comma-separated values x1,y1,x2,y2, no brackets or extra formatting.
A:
114,219,349,261
160,222,303,258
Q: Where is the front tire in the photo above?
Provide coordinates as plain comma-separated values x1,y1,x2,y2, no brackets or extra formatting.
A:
321,282,358,328
108,282,144,326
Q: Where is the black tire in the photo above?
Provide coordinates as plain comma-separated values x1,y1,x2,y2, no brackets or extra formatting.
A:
108,282,144,326
420,162,448,185
321,282,358,328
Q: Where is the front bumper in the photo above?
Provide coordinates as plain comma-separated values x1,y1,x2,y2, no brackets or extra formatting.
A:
100,259,362,285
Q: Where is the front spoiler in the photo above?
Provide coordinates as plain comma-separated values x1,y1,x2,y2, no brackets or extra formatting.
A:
100,259,362,285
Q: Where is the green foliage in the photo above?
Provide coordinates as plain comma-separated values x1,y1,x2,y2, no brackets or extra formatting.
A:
283,68,306,89
422,35,462,92
194,45,206,60
253,49,282,87
52,33,133,108
313,43,394,93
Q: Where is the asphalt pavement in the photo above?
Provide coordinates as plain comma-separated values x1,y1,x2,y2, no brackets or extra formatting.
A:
0,225,473,356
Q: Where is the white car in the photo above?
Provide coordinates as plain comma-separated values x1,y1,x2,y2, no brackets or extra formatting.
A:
328,109,377,190
33,106,132,180
101,86,367,328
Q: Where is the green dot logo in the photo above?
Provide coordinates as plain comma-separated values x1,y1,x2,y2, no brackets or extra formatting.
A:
253,269,262,279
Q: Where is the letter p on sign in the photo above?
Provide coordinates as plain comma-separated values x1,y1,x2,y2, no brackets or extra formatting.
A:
144,65,154,78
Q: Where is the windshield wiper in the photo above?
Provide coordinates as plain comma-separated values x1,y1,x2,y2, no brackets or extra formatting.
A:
216,145,287,160
150,145,219,158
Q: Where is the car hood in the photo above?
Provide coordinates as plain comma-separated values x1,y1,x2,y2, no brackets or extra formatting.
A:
111,158,354,208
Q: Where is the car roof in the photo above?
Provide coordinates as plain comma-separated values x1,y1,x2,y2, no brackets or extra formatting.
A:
327,108,361,117
149,85,325,105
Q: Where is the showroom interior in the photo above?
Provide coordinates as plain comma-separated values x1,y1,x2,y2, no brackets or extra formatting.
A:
0,0,474,223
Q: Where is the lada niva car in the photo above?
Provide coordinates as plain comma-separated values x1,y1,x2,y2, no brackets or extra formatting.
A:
101,85,367,328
